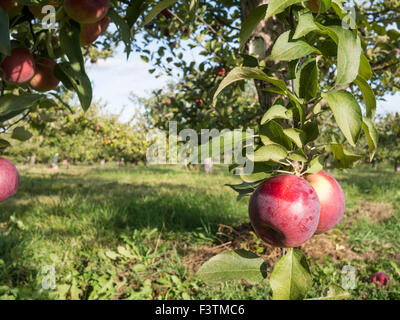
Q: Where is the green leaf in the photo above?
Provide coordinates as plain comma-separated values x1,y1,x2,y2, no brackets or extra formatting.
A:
213,67,287,105
307,284,350,300
306,155,324,174
294,58,319,100
11,127,32,142
293,10,319,40
251,144,288,162
302,119,320,144
358,54,373,80
269,31,319,61
354,76,376,118
265,0,304,20
0,8,10,56
141,0,178,26
238,162,272,183
283,128,305,148
59,21,92,110
239,4,268,49
323,90,362,146
108,8,132,58
260,120,292,150
322,25,362,85
126,0,147,28
196,250,267,284
288,149,308,162
362,117,378,160
330,144,362,168
261,105,288,124
0,94,43,120
270,249,312,300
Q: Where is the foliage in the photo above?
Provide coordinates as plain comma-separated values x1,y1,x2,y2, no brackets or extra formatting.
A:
4,101,148,164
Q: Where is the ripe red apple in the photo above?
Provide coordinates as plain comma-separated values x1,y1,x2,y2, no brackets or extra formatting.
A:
0,47,35,84
249,174,320,247
29,57,60,92
80,16,110,46
216,67,226,77
195,98,204,105
0,158,19,203
306,0,319,13
0,0,21,17
63,0,110,24
305,171,345,233
371,272,391,286
28,0,58,18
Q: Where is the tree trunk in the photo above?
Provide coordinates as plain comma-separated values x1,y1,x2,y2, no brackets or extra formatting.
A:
240,0,287,112
372,161,377,170
395,160,400,172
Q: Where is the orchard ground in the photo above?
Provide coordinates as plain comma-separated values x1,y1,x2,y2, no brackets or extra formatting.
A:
0,164,399,300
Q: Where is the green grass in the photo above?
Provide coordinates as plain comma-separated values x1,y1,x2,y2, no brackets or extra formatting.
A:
0,164,399,300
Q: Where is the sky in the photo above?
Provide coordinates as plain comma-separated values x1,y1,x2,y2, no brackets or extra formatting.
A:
87,47,400,122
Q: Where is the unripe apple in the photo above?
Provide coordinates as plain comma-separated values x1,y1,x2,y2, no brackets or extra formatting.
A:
305,171,345,233
64,0,110,24
29,57,60,92
371,272,391,286
306,0,319,13
0,158,19,203
249,174,320,247
80,16,110,46
0,0,21,17
28,0,58,18
0,47,35,84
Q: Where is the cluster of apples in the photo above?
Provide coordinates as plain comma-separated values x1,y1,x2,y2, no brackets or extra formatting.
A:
0,158,19,204
0,0,110,92
249,171,345,247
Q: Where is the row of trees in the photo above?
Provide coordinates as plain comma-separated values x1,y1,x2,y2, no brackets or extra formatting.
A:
3,99,149,165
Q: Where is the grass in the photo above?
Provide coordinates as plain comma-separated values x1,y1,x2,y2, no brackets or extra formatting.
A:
0,163,399,300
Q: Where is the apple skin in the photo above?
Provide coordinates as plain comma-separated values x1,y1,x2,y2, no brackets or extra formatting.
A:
371,272,391,286
0,158,19,203
28,1,58,18
249,174,320,248
80,16,110,46
305,171,345,233
0,47,35,84
29,58,60,92
0,0,21,17
63,0,110,24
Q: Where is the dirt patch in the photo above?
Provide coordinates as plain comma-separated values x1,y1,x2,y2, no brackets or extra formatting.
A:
182,219,385,273
344,201,393,225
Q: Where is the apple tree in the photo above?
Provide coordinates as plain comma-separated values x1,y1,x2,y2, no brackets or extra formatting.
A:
0,0,398,300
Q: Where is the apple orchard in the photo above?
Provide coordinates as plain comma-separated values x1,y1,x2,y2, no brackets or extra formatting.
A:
0,0,399,300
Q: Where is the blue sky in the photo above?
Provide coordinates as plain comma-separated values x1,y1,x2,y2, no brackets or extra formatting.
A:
87,48,400,122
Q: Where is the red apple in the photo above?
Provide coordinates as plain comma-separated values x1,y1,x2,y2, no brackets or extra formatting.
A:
80,16,110,46
305,171,345,233
29,57,60,92
0,47,35,84
249,174,320,247
195,98,204,105
0,158,19,203
63,0,110,24
371,272,391,286
216,67,226,77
